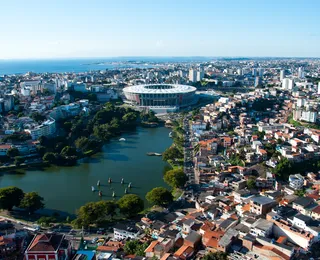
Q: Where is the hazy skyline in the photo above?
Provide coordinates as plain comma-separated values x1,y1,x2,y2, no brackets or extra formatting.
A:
1,0,320,59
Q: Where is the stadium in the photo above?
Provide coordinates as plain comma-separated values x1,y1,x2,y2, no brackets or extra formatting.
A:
123,84,197,113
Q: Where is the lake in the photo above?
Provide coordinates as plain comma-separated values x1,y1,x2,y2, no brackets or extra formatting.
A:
0,127,172,214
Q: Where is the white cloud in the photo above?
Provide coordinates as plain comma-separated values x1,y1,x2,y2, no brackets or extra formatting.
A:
155,40,164,48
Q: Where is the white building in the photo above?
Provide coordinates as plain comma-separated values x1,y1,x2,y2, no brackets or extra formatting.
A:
20,80,42,94
296,98,306,108
188,69,197,82
113,224,140,240
280,70,285,81
21,87,31,97
24,119,56,140
301,110,317,123
318,82,320,95
254,77,260,87
196,70,204,82
289,174,304,190
282,78,294,90
298,67,304,79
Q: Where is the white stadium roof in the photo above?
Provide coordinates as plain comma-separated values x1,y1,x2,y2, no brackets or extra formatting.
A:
123,84,196,94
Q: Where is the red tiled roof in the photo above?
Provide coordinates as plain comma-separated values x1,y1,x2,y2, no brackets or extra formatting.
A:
312,205,320,214
27,234,64,252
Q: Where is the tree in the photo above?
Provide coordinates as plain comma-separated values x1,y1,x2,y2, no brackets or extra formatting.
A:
0,186,24,210
247,178,256,189
76,200,116,227
63,122,72,132
202,252,228,260
117,194,144,217
31,112,46,123
294,189,306,197
60,146,77,157
146,187,173,206
205,121,211,131
14,156,25,166
37,146,47,156
6,147,19,158
272,158,292,180
75,137,89,151
164,169,187,189
162,146,183,161
42,152,56,163
122,112,138,126
124,240,148,256
19,192,44,214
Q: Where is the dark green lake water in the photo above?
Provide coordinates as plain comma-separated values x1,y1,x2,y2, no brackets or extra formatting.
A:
0,127,172,214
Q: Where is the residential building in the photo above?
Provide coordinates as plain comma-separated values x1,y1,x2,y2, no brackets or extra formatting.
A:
113,223,140,240
25,233,71,260
250,196,276,215
24,118,56,140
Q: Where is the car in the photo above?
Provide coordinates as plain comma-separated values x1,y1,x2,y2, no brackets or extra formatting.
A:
91,237,99,243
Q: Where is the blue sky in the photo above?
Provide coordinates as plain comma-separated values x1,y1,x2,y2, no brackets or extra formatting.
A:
1,0,319,59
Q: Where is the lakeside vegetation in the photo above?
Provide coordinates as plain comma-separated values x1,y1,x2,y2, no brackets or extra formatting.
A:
40,103,140,166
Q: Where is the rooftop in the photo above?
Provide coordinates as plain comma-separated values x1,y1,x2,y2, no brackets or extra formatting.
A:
251,196,275,205
123,84,196,94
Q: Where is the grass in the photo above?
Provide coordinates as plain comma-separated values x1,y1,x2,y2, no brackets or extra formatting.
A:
167,160,183,170
172,188,184,200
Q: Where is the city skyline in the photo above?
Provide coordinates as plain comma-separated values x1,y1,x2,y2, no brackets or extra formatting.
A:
1,0,320,59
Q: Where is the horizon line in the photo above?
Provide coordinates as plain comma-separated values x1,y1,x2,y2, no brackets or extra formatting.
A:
1,55,320,61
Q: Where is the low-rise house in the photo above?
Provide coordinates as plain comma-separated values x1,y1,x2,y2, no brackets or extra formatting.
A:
113,223,141,241
292,197,318,215
250,196,276,215
250,218,273,237
217,229,238,253
311,205,320,220
184,231,201,249
24,233,71,260
173,245,194,260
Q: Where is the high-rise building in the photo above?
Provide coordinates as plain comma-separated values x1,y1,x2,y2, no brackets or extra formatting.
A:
298,67,304,78
258,68,264,77
282,78,294,90
196,70,204,82
280,70,285,81
318,82,320,95
188,69,197,82
237,69,243,75
252,68,257,77
254,77,260,87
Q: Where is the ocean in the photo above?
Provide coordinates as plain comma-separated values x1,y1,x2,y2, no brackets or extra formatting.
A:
0,57,213,75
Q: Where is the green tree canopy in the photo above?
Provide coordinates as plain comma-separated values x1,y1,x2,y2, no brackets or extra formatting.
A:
146,187,173,207
6,147,19,158
124,240,148,256
117,194,144,217
247,177,256,189
162,146,183,161
76,200,117,227
60,146,77,157
272,158,292,180
19,192,45,214
202,252,228,260
31,112,46,123
164,168,187,189
42,152,56,163
0,186,24,210
14,156,25,166
63,122,73,132
75,137,89,151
